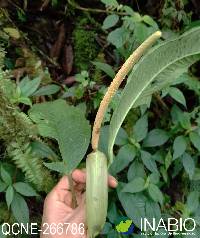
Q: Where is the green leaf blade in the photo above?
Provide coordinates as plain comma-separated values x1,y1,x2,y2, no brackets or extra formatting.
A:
133,114,148,142
122,177,146,193
168,87,186,107
143,129,169,147
182,152,195,179
29,99,91,174
19,76,41,97
92,61,115,78
33,84,60,96
0,180,7,192
11,193,29,224
6,185,14,208
148,183,163,205
117,184,146,228
13,182,37,197
102,14,119,30
128,161,146,181
189,132,200,152
109,144,136,176
101,0,119,7
1,166,12,185
141,150,158,173
173,135,187,160
187,191,200,214
108,27,200,162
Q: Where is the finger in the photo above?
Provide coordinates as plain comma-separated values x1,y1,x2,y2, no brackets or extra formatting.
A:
71,170,86,193
55,176,70,191
108,175,118,188
72,169,118,188
74,183,85,193
72,169,86,184
55,174,84,191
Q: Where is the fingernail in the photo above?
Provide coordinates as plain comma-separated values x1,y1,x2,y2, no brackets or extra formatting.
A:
112,177,118,187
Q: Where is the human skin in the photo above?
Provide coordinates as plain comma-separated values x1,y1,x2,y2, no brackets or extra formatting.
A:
40,169,118,238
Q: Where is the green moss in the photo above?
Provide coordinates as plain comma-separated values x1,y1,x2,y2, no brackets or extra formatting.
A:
73,17,99,71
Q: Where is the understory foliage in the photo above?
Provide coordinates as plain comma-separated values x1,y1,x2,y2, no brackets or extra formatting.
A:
0,49,54,193
0,0,200,237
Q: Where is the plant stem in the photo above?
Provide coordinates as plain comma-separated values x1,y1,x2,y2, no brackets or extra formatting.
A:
68,174,78,209
154,93,169,111
68,0,127,16
91,31,162,151
40,0,51,11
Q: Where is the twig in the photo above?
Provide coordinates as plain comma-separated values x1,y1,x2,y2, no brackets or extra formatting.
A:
40,0,50,11
154,93,169,111
95,36,115,61
68,0,127,16
20,31,59,67
7,0,24,12
135,0,140,12
23,0,28,10
91,31,162,151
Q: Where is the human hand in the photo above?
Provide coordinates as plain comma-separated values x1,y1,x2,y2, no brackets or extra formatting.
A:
40,169,118,238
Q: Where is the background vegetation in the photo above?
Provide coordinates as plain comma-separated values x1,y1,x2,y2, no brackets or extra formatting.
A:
0,0,200,237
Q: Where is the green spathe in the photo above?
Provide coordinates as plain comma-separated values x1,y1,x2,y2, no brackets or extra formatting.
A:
86,151,108,238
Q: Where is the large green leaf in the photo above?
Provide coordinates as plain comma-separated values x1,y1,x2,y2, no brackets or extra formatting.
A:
186,191,200,214
13,182,38,197
109,144,136,176
108,27,200,162
117,183,146,228
173,135,187,160
145,200,161,222
102,14,119,30
122,177,146,193
182,152,195,179
29,99,91,174
143,129,169,147
148,183,163,205
11,193,29,224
